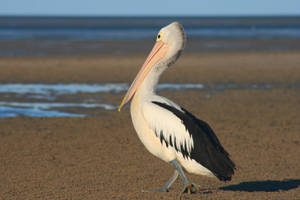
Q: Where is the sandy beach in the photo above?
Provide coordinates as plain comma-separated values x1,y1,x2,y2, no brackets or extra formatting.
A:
0,48,300,199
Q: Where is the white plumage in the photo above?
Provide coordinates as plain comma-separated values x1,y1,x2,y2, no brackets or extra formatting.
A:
143,99,194,158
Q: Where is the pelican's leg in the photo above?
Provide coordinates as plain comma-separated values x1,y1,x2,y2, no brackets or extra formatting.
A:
142,170,179,192
170,160,198,194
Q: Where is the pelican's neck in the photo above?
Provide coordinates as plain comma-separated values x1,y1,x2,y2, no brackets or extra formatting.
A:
134,65,165,100
132,49,181,104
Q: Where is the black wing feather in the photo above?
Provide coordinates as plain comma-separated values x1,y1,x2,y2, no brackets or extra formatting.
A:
152,101,235,181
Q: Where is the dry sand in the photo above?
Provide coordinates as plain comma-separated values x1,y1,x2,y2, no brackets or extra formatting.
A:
0,50,300,199
0,51,300,84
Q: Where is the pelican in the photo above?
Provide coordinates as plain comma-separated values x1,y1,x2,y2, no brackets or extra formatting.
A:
118,22,235,194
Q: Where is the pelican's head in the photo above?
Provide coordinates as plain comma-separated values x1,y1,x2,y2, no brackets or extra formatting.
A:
118,22,186,111
157,22,186,63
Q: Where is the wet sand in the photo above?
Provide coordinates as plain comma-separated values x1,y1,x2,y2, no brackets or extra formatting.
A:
0,50,300,199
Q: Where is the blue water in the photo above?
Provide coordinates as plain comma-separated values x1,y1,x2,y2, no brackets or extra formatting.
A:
1,16,300,41
1,26,300,41
1,16,300,56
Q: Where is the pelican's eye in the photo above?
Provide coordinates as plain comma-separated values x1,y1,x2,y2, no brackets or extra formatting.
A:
157,33,162,41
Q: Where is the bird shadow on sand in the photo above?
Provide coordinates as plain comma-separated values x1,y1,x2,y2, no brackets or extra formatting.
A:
219,179,300,192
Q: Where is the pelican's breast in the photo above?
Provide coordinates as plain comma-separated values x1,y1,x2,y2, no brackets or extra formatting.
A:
130,95,176,162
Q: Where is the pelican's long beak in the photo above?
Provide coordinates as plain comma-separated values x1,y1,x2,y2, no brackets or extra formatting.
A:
118,40,169,112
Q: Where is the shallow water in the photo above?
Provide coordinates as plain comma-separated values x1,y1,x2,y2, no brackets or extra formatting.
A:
0,102,117,118
0,82,290,118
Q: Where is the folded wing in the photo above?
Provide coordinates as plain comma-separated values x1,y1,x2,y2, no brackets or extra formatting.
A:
142,100,235,181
